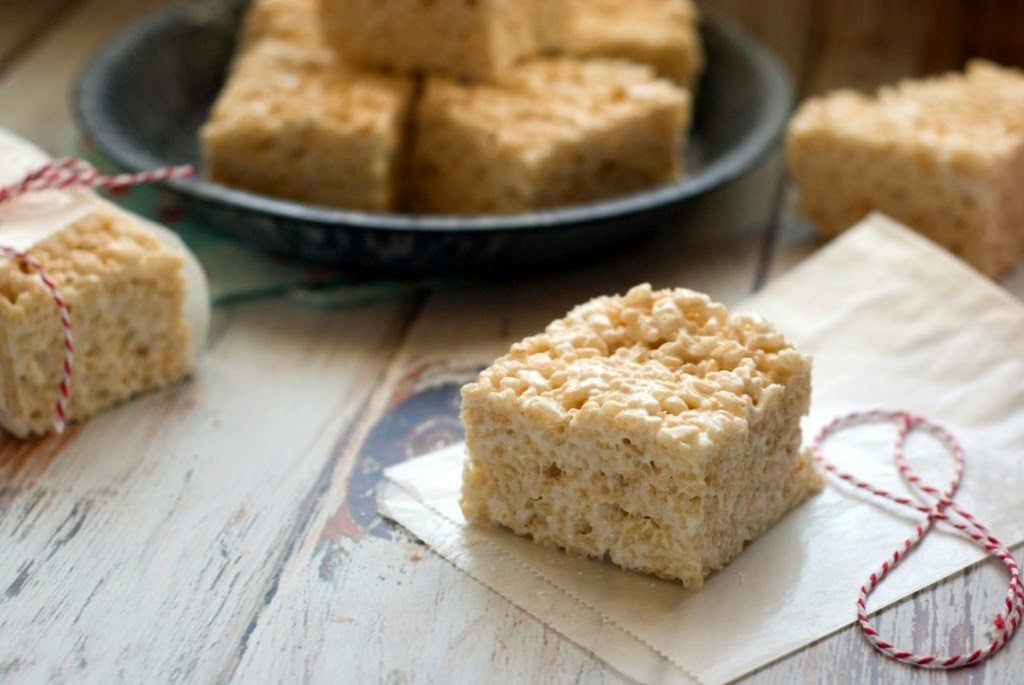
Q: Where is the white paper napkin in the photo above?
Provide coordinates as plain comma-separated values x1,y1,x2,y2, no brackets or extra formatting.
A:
379,214,1024,684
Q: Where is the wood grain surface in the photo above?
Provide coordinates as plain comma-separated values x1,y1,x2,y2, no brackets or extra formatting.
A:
0,0,73,75
0,2,1022,683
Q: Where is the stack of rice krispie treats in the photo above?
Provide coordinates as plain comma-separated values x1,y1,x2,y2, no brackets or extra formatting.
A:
202,0,702,214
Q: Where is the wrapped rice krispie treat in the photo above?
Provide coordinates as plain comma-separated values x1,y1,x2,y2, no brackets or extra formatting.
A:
788,60,1024,277
0,129,209,438
460,285,821,587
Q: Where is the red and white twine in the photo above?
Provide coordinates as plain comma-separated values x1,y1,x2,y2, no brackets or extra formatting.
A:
0,157,193,434
0,157,193,204
812,409,1023,669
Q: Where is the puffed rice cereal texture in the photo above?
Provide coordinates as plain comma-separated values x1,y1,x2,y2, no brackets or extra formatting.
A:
460,284,822,587
787,60,1024,277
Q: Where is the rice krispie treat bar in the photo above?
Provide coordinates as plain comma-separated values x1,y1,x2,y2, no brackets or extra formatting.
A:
201,23,415,211
409,58,689,215
321,0,561,81
461,285,821,587
0,129,209,438
563,0,704,89
787,60,1024,277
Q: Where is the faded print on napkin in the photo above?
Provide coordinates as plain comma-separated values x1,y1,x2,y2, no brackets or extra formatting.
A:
379,214,1024,685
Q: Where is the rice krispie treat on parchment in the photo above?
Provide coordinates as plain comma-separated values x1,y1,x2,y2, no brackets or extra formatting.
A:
201,36,415,211
409,58,689,215
460,285,821,587
787,60,1024,277
0,129,209,438
563,0,704,89
321,0,562,81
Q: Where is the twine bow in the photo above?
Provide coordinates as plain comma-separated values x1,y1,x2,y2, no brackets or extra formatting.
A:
812,409,1023,669
0,157,193,434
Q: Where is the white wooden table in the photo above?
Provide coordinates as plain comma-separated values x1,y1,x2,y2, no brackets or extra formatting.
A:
1,2,1022,682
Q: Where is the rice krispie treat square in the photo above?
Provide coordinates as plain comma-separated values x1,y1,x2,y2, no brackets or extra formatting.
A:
201,38,414,211
563,0,704,89
787,60,1024,277
460,285,822,587
409,58,689,215
321,0,561,81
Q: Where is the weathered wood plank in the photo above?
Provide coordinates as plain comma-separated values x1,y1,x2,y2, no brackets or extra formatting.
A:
959,0,1024,68
699,0,817,90
802,0,948,95
0,0,72,75
0,0,174,153
4,0,1021,682
0,297,415,682
234,535,628,685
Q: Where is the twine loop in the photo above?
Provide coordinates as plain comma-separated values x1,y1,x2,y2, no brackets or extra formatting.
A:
812,409,1023,669
0,157,193,434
